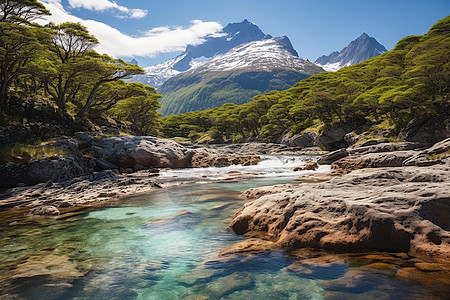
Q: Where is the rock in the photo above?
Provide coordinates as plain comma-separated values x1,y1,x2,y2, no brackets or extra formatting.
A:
94,158,118,170
281,132,318,148
74,131,95,144
133,164,146,172
316,119,369,150
240,184,296,200
348,142,424,155
26,205,60,216
0,155,95,188
230,161,450,257
120,168,134,174
317,149,349,165
331,151,416,174
190,151,260,168
52,138,79,153
89,136,194,169
404,137,450,166
220,238,277,255
398,114,450,146
204,272,253,298
355,138,389,147
291,161,318,171
0,169,161,210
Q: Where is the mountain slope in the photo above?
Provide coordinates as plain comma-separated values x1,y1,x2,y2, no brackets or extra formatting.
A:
315,33,387,71
131,20,272,88
158,37,324,115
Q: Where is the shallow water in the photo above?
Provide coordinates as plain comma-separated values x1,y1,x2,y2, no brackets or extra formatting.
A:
0,156,448,299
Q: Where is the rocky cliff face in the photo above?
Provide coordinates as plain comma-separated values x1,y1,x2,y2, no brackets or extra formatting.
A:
315,33,387,71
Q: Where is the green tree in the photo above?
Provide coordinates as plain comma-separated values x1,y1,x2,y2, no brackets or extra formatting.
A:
110,83,162,135
0,0,50,25
0,22,50,111
45,22,99,111
75,53,144,119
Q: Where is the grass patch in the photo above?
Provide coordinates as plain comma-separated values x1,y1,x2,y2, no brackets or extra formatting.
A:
168,136,191,143
0,144,70,164
426,149,450,160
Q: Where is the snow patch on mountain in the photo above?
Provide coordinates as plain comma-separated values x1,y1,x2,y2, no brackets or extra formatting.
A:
189,37,321,74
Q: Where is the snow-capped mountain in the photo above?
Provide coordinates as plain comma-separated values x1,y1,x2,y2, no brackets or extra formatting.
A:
186,36,321,75
131,19,272,88
315,33,387,71
158,36,323,115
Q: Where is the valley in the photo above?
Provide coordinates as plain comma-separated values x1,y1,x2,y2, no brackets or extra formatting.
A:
0,1,449,299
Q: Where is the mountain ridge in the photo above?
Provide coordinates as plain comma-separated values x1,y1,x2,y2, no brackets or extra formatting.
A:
131,20,273,88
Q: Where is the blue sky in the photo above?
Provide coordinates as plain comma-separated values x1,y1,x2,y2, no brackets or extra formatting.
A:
41,0,450,67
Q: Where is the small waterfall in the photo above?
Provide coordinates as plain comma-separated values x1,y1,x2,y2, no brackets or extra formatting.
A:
159,155,329,181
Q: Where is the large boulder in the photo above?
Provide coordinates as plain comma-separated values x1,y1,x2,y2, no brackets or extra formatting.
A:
231,139,450,257
398,114,450,146
281,132,318,148
317,149,349,165
0,155,95,188
316,119,369,150
404,137,450,166
230,165,450,256
89,136,194,169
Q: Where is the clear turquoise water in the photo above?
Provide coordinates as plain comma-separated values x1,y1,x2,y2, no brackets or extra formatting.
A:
0,157,447,299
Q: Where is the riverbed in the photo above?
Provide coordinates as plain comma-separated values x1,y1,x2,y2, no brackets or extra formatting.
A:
0,156,448,299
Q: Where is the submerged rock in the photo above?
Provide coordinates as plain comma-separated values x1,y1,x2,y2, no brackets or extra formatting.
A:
26,205,60,216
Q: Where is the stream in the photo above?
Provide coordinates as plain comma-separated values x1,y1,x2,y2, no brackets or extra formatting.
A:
0,156,447,299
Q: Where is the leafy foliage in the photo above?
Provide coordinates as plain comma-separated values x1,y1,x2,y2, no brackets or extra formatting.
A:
0,0,50,25
0,1,159,135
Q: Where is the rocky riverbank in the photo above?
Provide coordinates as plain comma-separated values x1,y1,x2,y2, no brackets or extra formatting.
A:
230,138,450,258
0,135,260,215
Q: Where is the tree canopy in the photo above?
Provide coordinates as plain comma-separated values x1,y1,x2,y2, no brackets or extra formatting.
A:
0,1,160,135
0,0,50,25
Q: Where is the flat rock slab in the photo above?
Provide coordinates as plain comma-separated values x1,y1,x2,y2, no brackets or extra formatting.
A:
231,161,450,257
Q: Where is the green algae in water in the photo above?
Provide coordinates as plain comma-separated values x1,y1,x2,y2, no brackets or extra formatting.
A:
1,160,449,299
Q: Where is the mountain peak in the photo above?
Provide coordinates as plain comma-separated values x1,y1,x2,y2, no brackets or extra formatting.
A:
315,33,387,71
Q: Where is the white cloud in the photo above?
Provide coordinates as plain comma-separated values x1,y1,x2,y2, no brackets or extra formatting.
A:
67,0,148,19
39,1,223,60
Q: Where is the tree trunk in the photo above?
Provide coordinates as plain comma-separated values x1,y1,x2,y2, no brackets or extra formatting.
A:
0,83,7,113
76,81,103,119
